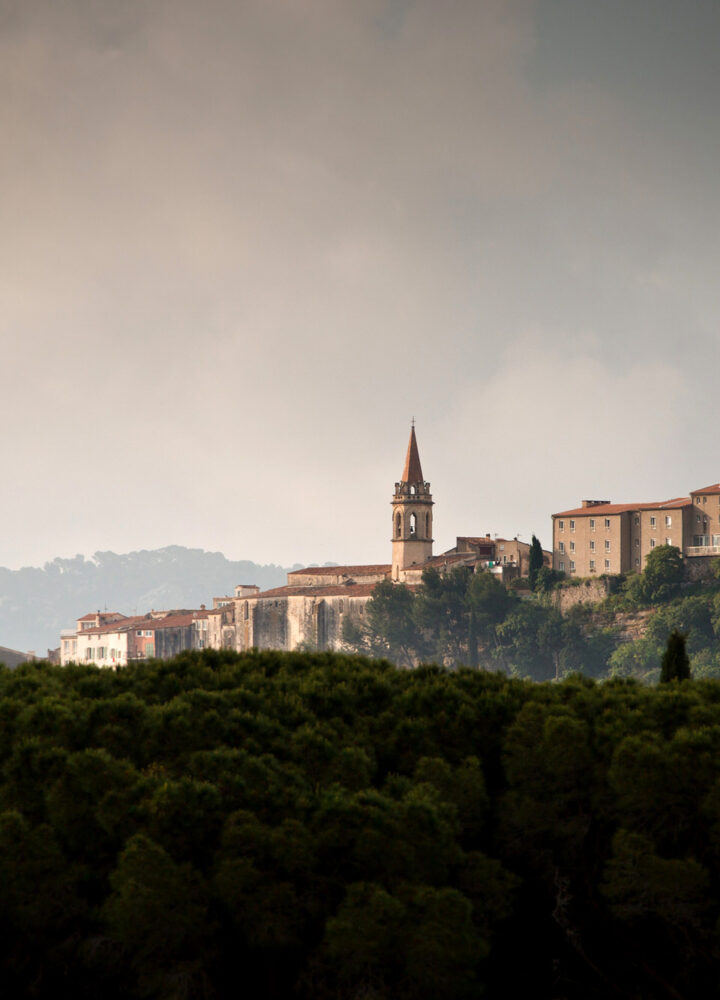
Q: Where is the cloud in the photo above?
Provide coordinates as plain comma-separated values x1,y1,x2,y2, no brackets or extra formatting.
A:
0,1,717,569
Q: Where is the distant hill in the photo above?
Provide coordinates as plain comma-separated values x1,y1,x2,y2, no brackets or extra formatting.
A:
0,546,296,654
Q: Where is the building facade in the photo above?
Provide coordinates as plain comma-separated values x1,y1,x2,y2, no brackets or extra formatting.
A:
551,485,720,577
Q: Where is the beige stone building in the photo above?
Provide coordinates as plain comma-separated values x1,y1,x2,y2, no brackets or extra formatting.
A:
687,483,720,554
551,490,708,577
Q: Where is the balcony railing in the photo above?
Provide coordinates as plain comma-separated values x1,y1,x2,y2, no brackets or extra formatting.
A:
685,545,720,557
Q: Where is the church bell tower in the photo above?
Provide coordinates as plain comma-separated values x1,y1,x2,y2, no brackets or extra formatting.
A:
391,423,434,581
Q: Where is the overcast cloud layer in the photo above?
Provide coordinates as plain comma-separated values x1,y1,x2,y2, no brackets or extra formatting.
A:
1,0,718,569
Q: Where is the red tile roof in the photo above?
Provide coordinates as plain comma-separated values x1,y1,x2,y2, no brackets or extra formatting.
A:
553,498,690,517
287,564,391,577
77,612,125,622
83,611,208,635
691,483,720,495
401,424,424,483
251,584,381,599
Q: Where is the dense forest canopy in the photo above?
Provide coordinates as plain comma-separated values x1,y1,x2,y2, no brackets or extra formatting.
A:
343,548,720,681
1,649,720,998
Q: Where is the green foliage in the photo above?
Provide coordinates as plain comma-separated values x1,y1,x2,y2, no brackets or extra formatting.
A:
7,652,720,996
622,545,685,606
528,535,544,590
660,629,691,682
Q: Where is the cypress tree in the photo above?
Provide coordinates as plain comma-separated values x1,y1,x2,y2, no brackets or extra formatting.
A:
660,629,691,682
528,535,544,590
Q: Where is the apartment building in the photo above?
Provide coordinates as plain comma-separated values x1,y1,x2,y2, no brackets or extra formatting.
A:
552,497,694,577
687,483,720,554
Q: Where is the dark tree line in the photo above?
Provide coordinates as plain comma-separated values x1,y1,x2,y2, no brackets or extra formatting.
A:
1,650,720,997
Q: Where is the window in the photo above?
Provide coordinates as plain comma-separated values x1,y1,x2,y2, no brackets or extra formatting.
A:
604,518,611,529
569,541,575,552
559,561,565,571
97,646,106,658
570,520,575,532
697,514,702,523
589,519,596,530
559,542,565,554
634,515,640,525
635,538,640,547
85,649,93,660
137,630,143,636
570,561,575,571
665,515,672,527
650,538,656,548
665,537,672,545
589,540,595,551
650,516,656,528
605,540,610,551
703,496,707,504
635,558,640,567
605,559,610,569
395,513,401,538
558,520,565,531
696,497,701,504
589,560,596,571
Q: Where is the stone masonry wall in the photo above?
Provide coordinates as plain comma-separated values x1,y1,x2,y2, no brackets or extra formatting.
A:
553,578,611,613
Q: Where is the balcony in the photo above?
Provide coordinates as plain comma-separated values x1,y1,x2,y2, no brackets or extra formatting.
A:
685,544,720,557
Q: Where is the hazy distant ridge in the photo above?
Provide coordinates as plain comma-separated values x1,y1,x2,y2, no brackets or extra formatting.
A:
0,546,293,654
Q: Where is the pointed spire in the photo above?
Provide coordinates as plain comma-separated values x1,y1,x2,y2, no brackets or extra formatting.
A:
401,423,424,483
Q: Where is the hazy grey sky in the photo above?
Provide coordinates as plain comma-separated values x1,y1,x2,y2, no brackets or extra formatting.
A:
1,0,718,569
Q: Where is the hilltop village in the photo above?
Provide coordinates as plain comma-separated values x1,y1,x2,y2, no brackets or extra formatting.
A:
57,425,720,669
60,427,549,666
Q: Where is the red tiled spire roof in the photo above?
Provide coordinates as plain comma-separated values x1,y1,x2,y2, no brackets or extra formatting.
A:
402,424,424,483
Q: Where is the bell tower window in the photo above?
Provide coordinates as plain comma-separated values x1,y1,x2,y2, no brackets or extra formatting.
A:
395,513,402,538
410,512,417,536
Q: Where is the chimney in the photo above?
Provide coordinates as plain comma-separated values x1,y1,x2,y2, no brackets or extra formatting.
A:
581,499,611,508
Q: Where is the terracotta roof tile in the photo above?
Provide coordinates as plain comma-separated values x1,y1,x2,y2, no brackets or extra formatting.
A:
691,483,720,495
553,498,691,518
250,584,381,599
287,564,391,577
84,611,207,635
401,425,424,483
77,612,125,622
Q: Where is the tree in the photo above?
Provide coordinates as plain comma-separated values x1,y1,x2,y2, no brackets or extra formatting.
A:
528,535,544,590
660,630,691,682
365,580,420,667
625,545,685,605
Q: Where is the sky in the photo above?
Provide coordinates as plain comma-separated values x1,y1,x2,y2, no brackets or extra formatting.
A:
1,0,718,570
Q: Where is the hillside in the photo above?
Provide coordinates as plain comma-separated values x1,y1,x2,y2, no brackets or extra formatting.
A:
0,547,294,654
340,548,720,681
